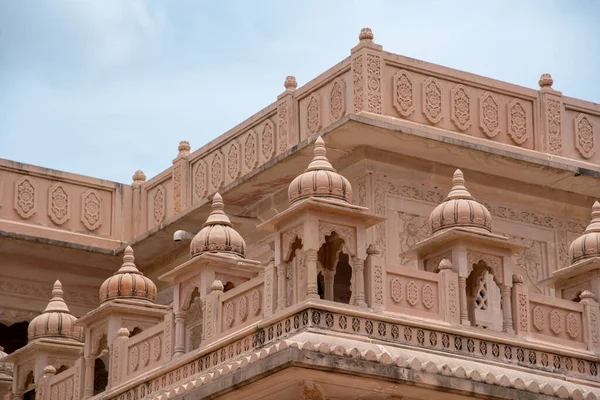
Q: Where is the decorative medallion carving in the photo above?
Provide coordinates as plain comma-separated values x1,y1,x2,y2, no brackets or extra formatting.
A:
261,120,275,161
392,70,414,117
422,284,434,309
193,160,207,202
448,280,458,319
306,93,321,135
225,302,235,328
352,55,364,113
330,78,345,121
318,222,356,256
153,185,166,225
251,290,261,316
422,77,443,124
210,151,223,191
152,336,161,361
244,130,258,171
390,278,402,303
547,99,562,155
566,313,579,339
48,183,69,225
507,99,529,145
574,113,595,159
14,176,36,219
141,341,150,366
173,164,183,213
407,281,418,306
130,345,139,372
549,309,562,335
451,84,471,131
373,263,384,306
227,141,240,181
532,306,544,331
238,295,248,322
366,54,382,114
278,101,288,153
518,294,528,331
590,308,600,348
81,189,101,231
479,92,501,138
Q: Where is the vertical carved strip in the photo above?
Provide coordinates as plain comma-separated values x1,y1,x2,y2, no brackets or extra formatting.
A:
352,54,364,113
277,101,288,153
172,164,183,213
546,98,562,155
366,54,382,114
512,275,529,335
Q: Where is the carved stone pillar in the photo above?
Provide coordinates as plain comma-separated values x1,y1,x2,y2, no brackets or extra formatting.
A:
83,356,95,398
580,291,600,352
511,274,529,335
323,270,335,301
173,311,186,357
306,250,319,300
172,141,191,214
458,276,469,325
353,258,367,307
276,263,287,311
131,170,146,237
501,284,514,334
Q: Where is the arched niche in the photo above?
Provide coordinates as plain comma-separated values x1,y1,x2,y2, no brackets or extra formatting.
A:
466,260,503,331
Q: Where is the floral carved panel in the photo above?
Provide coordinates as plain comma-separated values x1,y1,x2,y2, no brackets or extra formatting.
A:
278,101,288,153
507,99,529,145
48,183,70,225
172,164,183,213
392,70,414,117
510,236,545,294
451,84,472,131
390,278,402,303
261,120,275,162
397,212,430,266
153,185,166,225
250,290,261,316
329,78,345,122
306,93,321,135
366,54,382,114
574,113,595,159
422,77,443,124
352,54,364,113
244,130,258,171
81,189,102,231
193,160,207,203
479,92,501,138
14,176,36,219
210,151,223,192
226,140,241,182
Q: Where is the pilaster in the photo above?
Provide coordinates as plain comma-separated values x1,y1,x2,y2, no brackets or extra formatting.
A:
512,274,529,336
364,244,385,310
276,76,298,155
350,28,383,115
538,74,564,156
172,141,191,214
580,291,600,353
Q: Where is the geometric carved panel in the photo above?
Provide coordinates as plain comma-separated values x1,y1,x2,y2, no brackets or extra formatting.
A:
14,176,36,219
81,189,102,231
422,77,443,124
532,306,544,331
507,99,529,145
330,78,345,122
451,84,472,131
479,92,501,138
574,113,595,159
392,70,414,117
48,183,70,225
153,185,166,225
549,309,562,335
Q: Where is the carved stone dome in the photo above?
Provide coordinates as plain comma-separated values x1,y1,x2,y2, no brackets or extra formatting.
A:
429,169,492,234
0,346,12,379
190,193,246,258
99,246,157,304
27,281,83,342
288,137,352,205
569,201,600,263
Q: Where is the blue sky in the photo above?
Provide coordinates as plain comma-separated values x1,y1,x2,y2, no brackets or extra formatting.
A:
0,1,598,183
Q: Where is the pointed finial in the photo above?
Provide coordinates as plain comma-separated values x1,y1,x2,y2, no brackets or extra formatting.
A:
584,201,600,233
580,290,595,301
538,73,553,88
284,76,297,90
305,137,335,172
445,169,475,201
178,140,191,154
211,279,224,292
202,192,233,227
132,170,146,183
359,27,374,42
438,259,453,271
117,328,130,338
115,246,142,275
44,280,70,313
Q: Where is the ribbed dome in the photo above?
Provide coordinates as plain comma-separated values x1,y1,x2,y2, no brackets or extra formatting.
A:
27,281,83,342
99,246,157,304
429,169,492,234
190,193,246,258
569,201,600,263
288,137,352,205
0,346,12,379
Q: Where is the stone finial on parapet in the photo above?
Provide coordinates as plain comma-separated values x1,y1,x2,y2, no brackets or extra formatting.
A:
211,279,224,294
177,140,191,158
359,27,374,42
538,73,554,89
284,76,297,91
132,170,146,185
438,259,453,271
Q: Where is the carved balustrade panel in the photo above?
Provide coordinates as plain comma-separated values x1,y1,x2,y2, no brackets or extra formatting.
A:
386,268,441,319
219,278,264,335
47,365,78,400
529,294,585,346
122,322,166,382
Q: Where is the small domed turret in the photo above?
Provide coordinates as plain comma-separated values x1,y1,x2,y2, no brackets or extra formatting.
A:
429,169,492,234
27,281,82,342
190,193,246,258
288,137,352,205
569,201,600,263
99,246,157,304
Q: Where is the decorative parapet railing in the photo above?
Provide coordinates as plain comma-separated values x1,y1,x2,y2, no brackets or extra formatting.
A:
37,357,83,400
203,276,265,343
0,159,129,248
103,300,600,400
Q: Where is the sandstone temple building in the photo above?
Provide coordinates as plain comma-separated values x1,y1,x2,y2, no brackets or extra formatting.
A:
1,28,600,399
